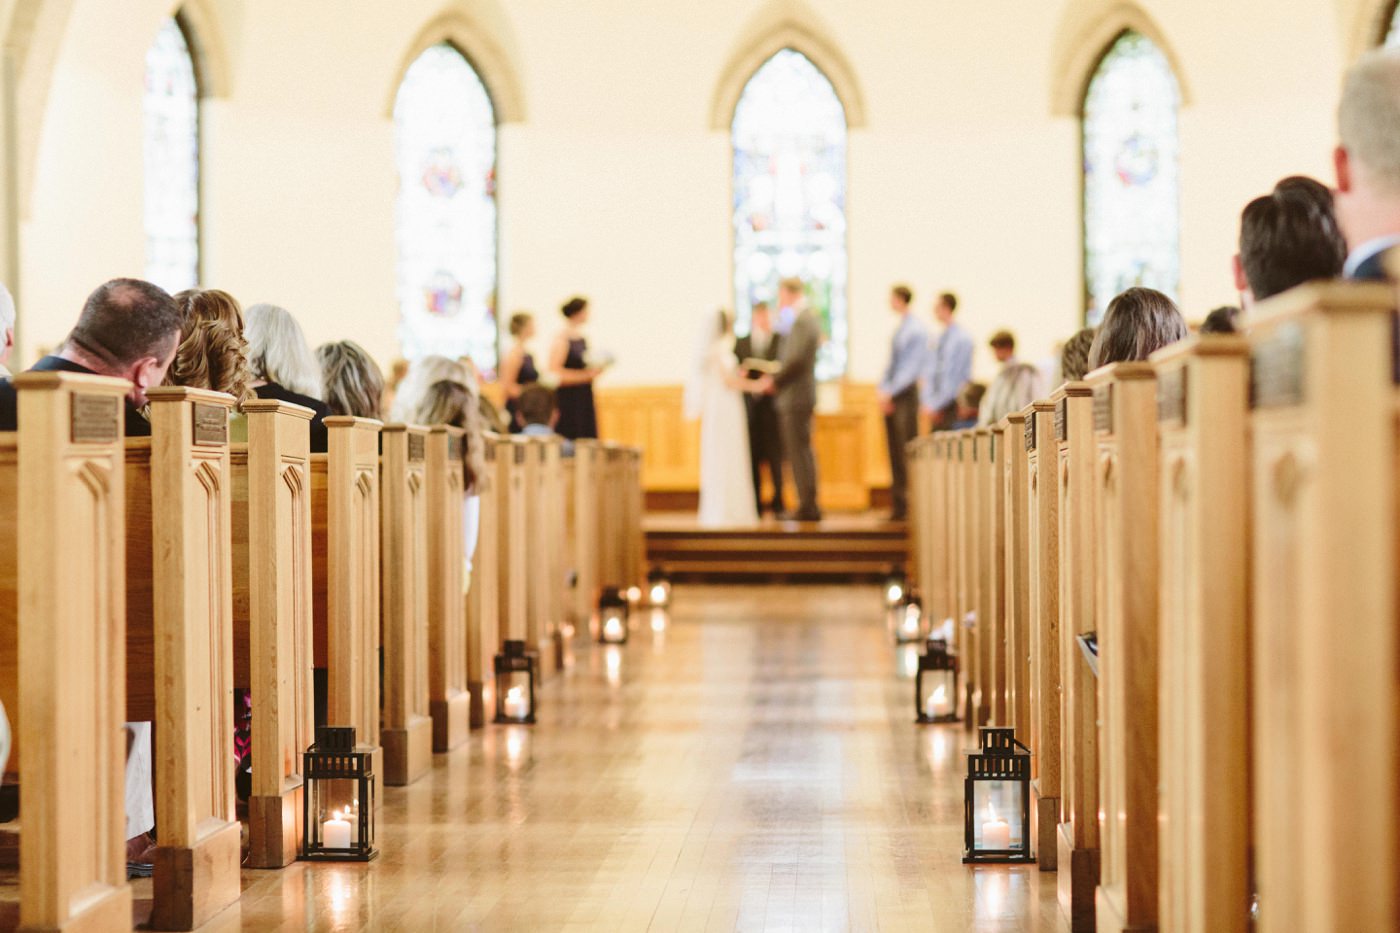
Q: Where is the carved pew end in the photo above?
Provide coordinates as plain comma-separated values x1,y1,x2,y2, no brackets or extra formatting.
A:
382,722,433,787
430,693,471,754
149,821,242,931
1057,826,1099,933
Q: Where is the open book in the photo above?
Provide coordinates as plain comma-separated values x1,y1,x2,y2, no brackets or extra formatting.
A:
741,357,781,375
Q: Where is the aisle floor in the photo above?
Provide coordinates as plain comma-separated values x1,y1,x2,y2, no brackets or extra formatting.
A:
213,585,1060,931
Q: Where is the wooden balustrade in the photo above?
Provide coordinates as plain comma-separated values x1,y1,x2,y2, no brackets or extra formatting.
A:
427,425,469,751
380,425,432,787
467,435,501,727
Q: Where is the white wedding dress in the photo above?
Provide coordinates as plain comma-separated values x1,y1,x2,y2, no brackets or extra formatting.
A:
695,338,758,527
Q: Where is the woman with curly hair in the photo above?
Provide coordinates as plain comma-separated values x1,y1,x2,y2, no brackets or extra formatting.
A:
165,288,256,407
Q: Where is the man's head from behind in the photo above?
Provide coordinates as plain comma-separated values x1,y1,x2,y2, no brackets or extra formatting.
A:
1234,176,1346,303
1335,49,1400,249
64,278,181,405
988,330,1015,363
934,292,958,325
889,285,912,312
518,384,557,428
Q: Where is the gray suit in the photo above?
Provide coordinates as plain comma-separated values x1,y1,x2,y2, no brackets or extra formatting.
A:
772,306,821,519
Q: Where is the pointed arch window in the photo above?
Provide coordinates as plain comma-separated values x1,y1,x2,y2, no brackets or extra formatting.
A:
732,49,848,380
143,16,201,293
1081,31,1181,326
393,43,499,371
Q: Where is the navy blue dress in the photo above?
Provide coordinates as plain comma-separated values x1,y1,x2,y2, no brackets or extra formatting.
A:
555,338,598,440
506,351,539,434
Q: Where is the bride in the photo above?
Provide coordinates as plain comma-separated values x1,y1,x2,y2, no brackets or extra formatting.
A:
685,309,759,527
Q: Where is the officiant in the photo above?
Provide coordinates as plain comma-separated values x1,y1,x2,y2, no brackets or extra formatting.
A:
734,300,784,515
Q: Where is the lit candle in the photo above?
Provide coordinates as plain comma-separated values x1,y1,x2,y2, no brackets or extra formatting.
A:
650,584,667,604
981,802,1011,850
603,616,625,641
925,684,951,719
503,686,528,719
626,586,642,604
901,608,921,637
323,809,352,849
886,583,903,604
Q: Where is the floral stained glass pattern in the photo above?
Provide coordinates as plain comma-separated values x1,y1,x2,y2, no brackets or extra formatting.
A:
143,18,200,294
1082,31,1181,326
732,49,848,380
394,43,498,371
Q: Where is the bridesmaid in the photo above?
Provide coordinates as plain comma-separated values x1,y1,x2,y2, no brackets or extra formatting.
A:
500,311,540,433
548,296,601,440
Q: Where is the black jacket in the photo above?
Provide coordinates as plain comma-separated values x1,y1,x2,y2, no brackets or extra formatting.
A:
0,356,151,436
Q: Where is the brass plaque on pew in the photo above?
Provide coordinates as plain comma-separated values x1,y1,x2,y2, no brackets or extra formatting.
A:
1024,416,1036,451
1055,398,1068,442
1092,384,1114,434
448,435,462,461
514,444,526,465
70,394,119,444
485,441,496,462
970,437,978,462
956,437,964,462
408,433,426,462
1157,367,1187,426
1251,322,1305,409
192,403,228,446
989,432,997,462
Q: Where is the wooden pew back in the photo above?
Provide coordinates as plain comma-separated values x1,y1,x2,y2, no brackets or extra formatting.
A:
427,425,469,751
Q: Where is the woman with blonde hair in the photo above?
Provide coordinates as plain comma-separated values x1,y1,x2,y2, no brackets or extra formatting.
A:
388,354,471,423
316,341,384,420
165,288,255,406
411,378,488,576
244,302,332,451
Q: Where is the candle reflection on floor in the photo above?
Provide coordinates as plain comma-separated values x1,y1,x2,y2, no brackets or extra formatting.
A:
896,644,919,679
605,645,623,687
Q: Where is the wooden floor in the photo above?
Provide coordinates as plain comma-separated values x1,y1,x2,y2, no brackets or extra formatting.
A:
8,584,1063,931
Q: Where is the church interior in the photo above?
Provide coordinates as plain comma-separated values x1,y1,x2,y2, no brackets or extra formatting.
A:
0,0,1398,930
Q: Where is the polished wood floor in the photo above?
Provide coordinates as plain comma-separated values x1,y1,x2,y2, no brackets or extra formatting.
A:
16,584,1065,931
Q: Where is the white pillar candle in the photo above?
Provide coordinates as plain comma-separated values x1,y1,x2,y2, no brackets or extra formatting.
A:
503,686,528,719
981,802,1011,850
323,810,352,849
650,584,667,605
925,685,951,719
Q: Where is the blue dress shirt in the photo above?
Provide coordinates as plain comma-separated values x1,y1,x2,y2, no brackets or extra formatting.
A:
920,321,974,412
878,313,929,398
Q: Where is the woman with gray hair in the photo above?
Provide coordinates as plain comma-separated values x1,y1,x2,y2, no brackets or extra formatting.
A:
244,302,332,451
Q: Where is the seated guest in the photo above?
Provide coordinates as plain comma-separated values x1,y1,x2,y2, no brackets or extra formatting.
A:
1335,49,1400,281
951,381,985,430
459,356,509,434
979,330,1044,426
0,283,15,378
244,303,332,452
1087,287,1188,370
1200,306,1241,335
1234,176,1346,307
164,288,255,415
388,355,471,423
517,383,574,456
1059,327,1096,382
411,379,487,576
316,340,384,419
0,278,181,435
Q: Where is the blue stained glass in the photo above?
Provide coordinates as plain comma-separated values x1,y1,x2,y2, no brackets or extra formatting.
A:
1082,31,1181,326
732,49,848,380
143,18,200,293
394,44,498,373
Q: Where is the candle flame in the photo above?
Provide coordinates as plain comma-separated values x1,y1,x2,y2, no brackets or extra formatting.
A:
506,686,522,700
650,585,667,603
986,800,998,822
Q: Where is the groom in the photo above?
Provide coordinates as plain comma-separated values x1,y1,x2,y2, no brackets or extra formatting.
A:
757,277,821,522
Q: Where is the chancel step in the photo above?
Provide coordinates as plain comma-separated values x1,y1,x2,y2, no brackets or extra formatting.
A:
645,513,906,580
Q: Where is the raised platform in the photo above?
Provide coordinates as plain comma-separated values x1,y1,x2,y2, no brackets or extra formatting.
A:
644,512,907,580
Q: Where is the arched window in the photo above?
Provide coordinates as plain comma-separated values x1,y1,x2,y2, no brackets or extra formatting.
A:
732,49,848,380
1081,31,1181,326
393,43,498,371
143,16,201,293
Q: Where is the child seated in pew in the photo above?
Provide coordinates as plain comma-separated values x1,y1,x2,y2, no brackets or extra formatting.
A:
516,384,575,456
316,340,385,419
950,382,985,430
413,380,488,583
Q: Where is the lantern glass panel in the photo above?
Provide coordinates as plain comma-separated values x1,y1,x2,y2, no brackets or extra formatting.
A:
498,671,533,721
918,668,957,720
971,779,1026,853
894,601,924,643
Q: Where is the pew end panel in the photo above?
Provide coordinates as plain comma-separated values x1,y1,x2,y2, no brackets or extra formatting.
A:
427,425,469,752
970,429,992,730
467,436,502,728
1001,411,1031,741
985,426,1008,727
1025,399,1061,872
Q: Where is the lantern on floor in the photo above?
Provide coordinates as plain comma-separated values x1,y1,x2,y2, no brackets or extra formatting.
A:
647,566,672,608
916,638,959,724
598,587,630,644
883,568,907,608
895,595,925,644
300,726,377,862
963,727,1034,864
494,639,538,725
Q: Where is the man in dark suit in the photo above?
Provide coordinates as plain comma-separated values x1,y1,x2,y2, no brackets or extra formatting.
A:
1335,49,1400,284
734,301,783,514
756,278,821,522
0,278,182,435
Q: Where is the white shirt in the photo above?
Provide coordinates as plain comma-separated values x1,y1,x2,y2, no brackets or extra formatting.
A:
1343,233,1400,277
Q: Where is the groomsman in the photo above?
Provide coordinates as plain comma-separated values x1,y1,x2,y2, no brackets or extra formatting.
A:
919,291,973,431
1334,50,1400,282
735,301,784,514
876,285,926,521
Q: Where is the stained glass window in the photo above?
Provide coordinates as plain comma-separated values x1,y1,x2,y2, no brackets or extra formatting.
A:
1385,2,1400,47
143,17,200,294
732,49,848,380
1082,31,1180,326
393,43,498,372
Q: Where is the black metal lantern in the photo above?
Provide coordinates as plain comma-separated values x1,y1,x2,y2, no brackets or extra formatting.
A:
300,726,377,862
916,638,959,724
963,727,1034,864
494,639,538,724
646,566,672,608
598,587,630,644
894,594,926,644
883,568,907,609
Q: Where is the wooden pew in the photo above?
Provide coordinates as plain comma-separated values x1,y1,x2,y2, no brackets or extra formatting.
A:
495,436,528,645
571,440,601,626
905,436,929,602
546,439,568,664
600,444,625,593
381,425,432,786
970,429,991,727
1025,399,1060,871
467,435,500,727
524,437,564,674
1052,381,1099,932
1247,282,1396,933
8,373,133,931
427,425,469,751
626,447,645,597
1151,336,1250,933
984,424,1008,725
313,417,384,793
232,400,315,870
935,435,955,635
1086,362,1159,933
1001,409,1031,737
952,432,972,715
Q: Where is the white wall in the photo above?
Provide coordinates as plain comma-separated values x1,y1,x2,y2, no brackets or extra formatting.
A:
6,0,1382,383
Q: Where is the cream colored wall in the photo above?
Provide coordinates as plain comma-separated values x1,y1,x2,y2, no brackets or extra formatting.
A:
3,0,1388,382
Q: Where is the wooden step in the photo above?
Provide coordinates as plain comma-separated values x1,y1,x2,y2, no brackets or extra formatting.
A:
644,512,908,580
